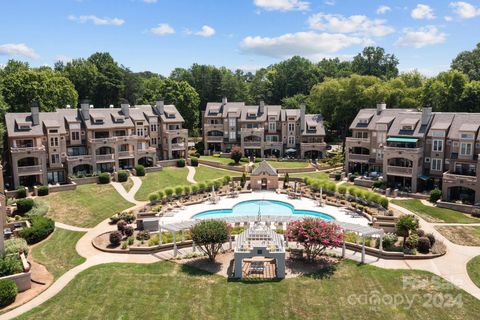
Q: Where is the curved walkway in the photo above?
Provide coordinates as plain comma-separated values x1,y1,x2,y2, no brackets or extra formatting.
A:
110,175,146,205
54,222,91,232
186,165,197,184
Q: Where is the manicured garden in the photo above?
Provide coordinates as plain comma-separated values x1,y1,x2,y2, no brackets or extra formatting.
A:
266,160,310,169
467,256,480,289
200,155,240,166
135,167,190,201
391,199,480,224
16,261,480,319
194,165,241,182
42,184,133,228
290,172,329,180
435,226,480,246
31,228,86,279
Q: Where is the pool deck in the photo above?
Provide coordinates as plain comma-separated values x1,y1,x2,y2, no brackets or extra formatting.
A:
160,191,370,226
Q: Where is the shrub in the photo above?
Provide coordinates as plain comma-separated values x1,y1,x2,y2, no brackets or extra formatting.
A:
198,183,206,192
16,187,26,199
124,226,134,237
429,188,442,203
406,233,419,249
0,256,23,278
0,280,17,308
165,188,174,198
127,236,134,245
5,238,29,256
472,209,480,218
348,174,358,182
223,175,231,185
191,184,199,194
157,190,165,201
183,185,191,195
417,237,431,254
230,146,243,164
175,186,184,197
135,165,145,176
148,193,158,203
19,216,55,244
376,232,398,249
373,180,385,189
205,180,213,191
396,215,418,247
190,157,198,167
190,220,229,262
16,198,34,214
379,197,389,209
416,229,425,237
136,230,150,241
337,185,347,195
121,241,128,250
213,179,222,190
177,159,186,167
37,185,49,196
283,173,289,188
117,220,127,233
109,231,122,246
98,173,110,184
117,170,128,182
431,240,446,255
426,233,436,246
109,212,135,224
334,173,341,181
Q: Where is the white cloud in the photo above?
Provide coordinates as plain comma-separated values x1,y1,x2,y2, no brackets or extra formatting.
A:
307,13,394,37
253,0,309,12
411,4,435,20
240,31,365,59
150,23,175,35
190,25,216,37
449,1,480,19
376,5,391,14
68,15,125,26
0,43,39,59
444,15,453,21
55,55,72,63
394,26,446,48
324,0,335,6
143,0,157,3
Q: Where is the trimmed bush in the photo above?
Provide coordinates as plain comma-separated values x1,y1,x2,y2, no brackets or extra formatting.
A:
5,238,29,256
117,170,128,182
348,174,358,182
417,236,431,254
190,157,198,167
213,179,222,190
426,233,436,246
429,188,442,203
191,184,199,194
124,226,134,237
0,280,17,308
148,193,159,203
117,220,127,233
16,187,27,199
379,197,389,209
16,198,34,214
177,159,186,167
223,175,231,185
37,186,49,196
373,180,385,189
135,165,145,176
98,173,110,184
109,231,122,246
198,183,206,192
0,256,23,278
338,185,347,195
175,186,183,196
157,190,165,200
377,232,398,249
19,216,55,244
110,212,135,224
136,230,150,241
165,188,174,198
183,185,191,195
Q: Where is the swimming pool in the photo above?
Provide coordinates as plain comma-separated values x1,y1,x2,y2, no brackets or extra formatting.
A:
192,199,334,220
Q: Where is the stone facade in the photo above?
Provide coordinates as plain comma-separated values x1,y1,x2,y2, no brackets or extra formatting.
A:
250,161,279,190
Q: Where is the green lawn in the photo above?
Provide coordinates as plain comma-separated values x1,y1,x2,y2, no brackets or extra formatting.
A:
391,199,480,223
468,256,480,289
435,226,480,246
121,177,134,192
135,167,190,201
266,160,309,169
194,165,242,182
200,156,240,166
16,260,480,319
42,184,134,227
31,228,86,279
290,172,330,181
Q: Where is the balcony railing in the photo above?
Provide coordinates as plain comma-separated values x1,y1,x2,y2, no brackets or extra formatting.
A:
386,166,413,175
118,151,135,158
348,153,371,162
241,127,264,133
11,146,46,153
205,136,224,142
89,135,141,144
165,129,188,136
137,147,156,154
66,155,92,162
443,171,477,184
95,154,115,162
301,142,327,147
17,165,42,174
384,146,423,156
243,141,262,148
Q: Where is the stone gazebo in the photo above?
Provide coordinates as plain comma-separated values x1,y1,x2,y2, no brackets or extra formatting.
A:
250,160,278,190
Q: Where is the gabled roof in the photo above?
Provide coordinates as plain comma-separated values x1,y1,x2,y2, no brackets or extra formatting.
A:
252,160,277,176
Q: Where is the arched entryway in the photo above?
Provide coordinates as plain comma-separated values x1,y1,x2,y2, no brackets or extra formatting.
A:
138,156,154,167
264,149,281,158
304,150,323,160
73,164,93,176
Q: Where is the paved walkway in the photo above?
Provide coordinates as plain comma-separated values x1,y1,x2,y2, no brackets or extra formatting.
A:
110,175,146,205
186,166,197,184
54,222,90,232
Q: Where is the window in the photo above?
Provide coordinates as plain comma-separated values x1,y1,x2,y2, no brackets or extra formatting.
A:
288,136,295,145
461,133,475,139
47,171,65,184
288,123,295,132
266,135,278,142
460,142,473,155
51,154,60,164
229,131,236,140
150,124,157,132
402,125,412,130
376,149,384,160
229,118,236,127
268,122,276,132
136,127,144,137
151,138,157,145
71,131,80,141
431,158,442,171
432,140,443,152
50,137,59,147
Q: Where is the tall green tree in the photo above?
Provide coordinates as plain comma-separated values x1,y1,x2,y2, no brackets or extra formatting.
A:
87,52,124,107
451,43,480,81
352,47,399,80
422,70,468,112
55,58,99,101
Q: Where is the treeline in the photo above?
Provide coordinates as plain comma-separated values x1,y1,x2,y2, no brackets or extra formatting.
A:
1,45,480,141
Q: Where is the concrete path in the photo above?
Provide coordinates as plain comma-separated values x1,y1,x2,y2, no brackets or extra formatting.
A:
186,166,197,184
54,222,90,232
110,175,146,205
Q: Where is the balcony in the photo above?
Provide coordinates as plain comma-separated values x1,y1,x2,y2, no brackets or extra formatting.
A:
301,142,327,148
11,146,46,153
95,154,115,162
443,171,477,185
243,141,262,148
171,143,186,150
347,153,371,163
205,135,224,142
386,166,413,176
118,151,135,158
165,129,188,137
203,124,224,131
241,127,264,134
89,137,117,144
384,146,423,157
137,147,156,155
66,155,92,162
17,165,43,175
89,135,141,145
346,137,370,148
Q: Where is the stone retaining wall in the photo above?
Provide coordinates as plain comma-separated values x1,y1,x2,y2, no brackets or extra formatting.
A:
157,160,179,167
437,201,479,214
277,167,316,174
353,178,375,188
70,176,99,185
144,166,163,173
198,159,247,173
0,272,31,292
47,182,77,193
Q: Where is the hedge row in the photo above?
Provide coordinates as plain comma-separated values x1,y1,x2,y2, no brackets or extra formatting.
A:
346,186,389,209
18,216,55,244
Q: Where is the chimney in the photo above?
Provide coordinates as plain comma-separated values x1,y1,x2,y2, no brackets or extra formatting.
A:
421,106,432,125
259,101,265,114
300,104,306,132
121,103,130,117
155,98,165,115
80,100,90,121
222,97,227,105
31,101,40,126
376,102,386,115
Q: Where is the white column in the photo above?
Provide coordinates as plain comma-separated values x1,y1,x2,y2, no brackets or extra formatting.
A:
173,231,177,257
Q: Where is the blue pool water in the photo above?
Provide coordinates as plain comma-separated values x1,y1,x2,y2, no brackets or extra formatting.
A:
192,199,334,220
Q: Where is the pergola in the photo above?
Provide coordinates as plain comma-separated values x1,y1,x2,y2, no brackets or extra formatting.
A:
159,215,384,263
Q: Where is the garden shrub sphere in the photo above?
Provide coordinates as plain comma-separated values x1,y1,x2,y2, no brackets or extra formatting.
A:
37,185,49,196
0,280,17,308
16,198,34,214
109,231,122,246
117,170,129,182
98,173,110,184
134,165,145,176
19,216,55,244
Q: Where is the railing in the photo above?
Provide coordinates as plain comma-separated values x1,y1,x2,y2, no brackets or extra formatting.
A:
384,146,423,156
165,129,188,136
347,153,371,162
205,136,223,142
11,146,46,153
443,171,477,183
118,151,135,158
95,154,115,162
137,147,156,154
386,166,413,175
301,142,327,147
203,124,224,131
17,165,42,174
89,137,117,144
171,143,186,150
243,141,262,147
346,137,370,142
89,135,141,144
66,155,92,161
240,128,264,133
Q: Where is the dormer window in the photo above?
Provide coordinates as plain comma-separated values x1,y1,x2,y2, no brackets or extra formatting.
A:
402,125,412,130
16,120,32,131
358,118,369,124
460,133,475,139
165,112,175,119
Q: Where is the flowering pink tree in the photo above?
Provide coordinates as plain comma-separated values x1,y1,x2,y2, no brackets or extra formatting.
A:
286,218,344,262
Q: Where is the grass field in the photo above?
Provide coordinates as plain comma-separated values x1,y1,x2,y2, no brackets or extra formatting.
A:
435,226,480,246
290,172,330,181
135,167,190,201
42,184,133,227
200,156,240,166
16,260,480,319
391,199,480,224
31,228,86,279
121,177,134,192
467,256,480,289
266,160,309,169
194,165,242,182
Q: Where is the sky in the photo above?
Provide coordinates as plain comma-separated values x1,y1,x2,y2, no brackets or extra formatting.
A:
1,0,480,76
